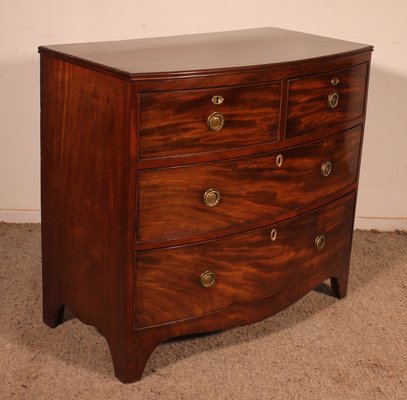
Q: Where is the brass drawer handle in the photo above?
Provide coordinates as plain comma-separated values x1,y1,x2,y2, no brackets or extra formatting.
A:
321,161,332,177
200,270,216,288
276,154,283,168
315,234,326,250
270,228,278,242
211,95,224,105
203,188,221,208
328,90,339,109
208,112,225,131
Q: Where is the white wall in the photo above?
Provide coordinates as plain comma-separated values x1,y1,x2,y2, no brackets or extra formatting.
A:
1,0,406,229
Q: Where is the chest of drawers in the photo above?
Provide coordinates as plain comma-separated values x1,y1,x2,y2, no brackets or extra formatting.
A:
39,27,372,382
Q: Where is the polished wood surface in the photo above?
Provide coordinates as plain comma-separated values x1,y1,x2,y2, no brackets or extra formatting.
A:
139,82,281,159
40,54,134,378
137,126,361,243
40,28,372,383
286,63,368,138
119,255,351,382
39,27,372,78
134,193,355,328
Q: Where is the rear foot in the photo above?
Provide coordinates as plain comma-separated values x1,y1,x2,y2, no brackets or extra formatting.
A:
43,301,65,328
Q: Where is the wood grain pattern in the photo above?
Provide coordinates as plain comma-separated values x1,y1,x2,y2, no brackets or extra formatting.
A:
134,192,355,328
39,29,372,383
137,125,362,243
286,63,368,138
123,254,351,381
134,51,372,92
38,27,372,79
40,53,134,379
138,82,282,159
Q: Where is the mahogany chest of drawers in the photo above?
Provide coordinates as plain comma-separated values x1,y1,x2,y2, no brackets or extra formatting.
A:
39,27,373,382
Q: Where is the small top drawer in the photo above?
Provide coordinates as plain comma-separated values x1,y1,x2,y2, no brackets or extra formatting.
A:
138,82,282,159
286,63,368,138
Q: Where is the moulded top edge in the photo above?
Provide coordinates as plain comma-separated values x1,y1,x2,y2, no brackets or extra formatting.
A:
38,27,373,79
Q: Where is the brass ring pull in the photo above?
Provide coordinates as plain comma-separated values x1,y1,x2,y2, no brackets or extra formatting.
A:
328,91,339,109
208,112,225,131
200,270,216,288
270,228,278,242
321,161,332,177
276,154,283,168
315,234,326,250
203,188,221,208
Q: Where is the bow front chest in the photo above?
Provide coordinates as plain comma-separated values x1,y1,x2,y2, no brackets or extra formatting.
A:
39,27,372,382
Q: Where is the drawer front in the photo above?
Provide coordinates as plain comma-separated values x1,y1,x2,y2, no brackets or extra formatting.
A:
137,126,361,243
138,82,282,159
134,192,355,329
286,63,368,138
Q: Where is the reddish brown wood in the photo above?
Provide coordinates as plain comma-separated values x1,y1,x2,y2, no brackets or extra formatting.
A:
134,193,355,328
286,63,368,138
134,118,365,170
136,126,362,243
115,253,350,382
134,182,357,252
134,51,372,91
136,257,350,340
38,27,372,79
139,82,282,159
40,54,133,375
39,28,372,383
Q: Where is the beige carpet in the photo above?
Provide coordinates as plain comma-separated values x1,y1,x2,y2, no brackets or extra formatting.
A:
0,223,406,400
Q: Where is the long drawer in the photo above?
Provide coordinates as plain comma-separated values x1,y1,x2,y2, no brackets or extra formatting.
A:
138,81,282,159
136,125,362,243
134,192,356,329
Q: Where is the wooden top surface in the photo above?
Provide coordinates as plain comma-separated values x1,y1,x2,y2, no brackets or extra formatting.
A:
39,27,372,77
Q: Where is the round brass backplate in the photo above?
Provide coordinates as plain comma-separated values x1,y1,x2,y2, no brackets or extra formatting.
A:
276,154,284,168
207,112,225,131
203,188,221,208
200,270,216,288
